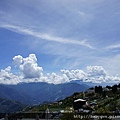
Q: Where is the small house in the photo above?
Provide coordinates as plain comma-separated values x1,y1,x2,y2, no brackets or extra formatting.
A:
73,99,86,110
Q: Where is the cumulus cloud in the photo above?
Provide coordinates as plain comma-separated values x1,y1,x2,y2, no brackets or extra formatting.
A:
61,69,87,80
87,66,107,77
45,72,69,84
84,66,120,83
0,54,120,85
13,55,23,67
0,66,21,84
13,54,43,79
60,66,120,84
0,66,12,79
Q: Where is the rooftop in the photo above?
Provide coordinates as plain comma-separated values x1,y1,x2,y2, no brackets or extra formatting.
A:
74,99,86,102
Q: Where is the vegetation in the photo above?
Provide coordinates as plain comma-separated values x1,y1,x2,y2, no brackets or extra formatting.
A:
23,83,120,115
1,83,120,119
0,97,25,113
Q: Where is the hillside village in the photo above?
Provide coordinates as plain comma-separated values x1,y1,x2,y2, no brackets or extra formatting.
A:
6,83,120,119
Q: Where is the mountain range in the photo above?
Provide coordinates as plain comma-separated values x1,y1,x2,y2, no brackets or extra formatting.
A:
0,82,89,105
0,97,25,113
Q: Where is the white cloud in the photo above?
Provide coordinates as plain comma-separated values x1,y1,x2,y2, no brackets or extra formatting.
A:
13,54,43,79
106,44,120,50
0,54,120,85
4,66,11,73
46,72,69,84
0,66,12,79
60,66,120,84
1,24,93,49
87,66,107,77
61,69,87,80
78,11,85,16
84,66,120,83
85,66,107,83
13,55,23,67
0,66,21,84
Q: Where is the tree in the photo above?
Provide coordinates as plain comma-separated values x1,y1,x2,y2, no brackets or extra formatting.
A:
102,91,106,98
106,85,112,89
95,86,103,93
112,85,117,93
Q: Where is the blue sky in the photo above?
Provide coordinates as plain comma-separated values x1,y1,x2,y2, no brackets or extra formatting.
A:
0,0,120,84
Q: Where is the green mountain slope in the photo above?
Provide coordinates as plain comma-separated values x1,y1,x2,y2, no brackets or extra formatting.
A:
0,97,25,113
